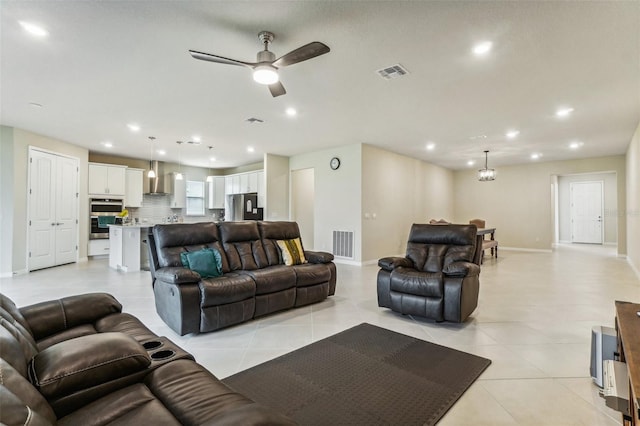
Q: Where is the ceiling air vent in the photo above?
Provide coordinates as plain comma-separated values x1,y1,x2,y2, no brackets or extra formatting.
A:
376,64,409,80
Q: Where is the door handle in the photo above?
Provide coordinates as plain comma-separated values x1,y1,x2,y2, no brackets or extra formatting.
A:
51,223,56,226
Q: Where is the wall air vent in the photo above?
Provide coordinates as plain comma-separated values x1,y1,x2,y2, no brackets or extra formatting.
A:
333,230,354,259
376,64,409,80
246,117,264,124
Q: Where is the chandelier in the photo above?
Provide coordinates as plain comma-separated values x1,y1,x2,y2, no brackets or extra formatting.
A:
478,150,496,181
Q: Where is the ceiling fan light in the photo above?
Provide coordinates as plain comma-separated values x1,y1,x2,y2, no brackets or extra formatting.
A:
253,65,279,85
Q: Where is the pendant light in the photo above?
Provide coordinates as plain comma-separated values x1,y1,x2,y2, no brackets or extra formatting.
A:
478,150,496,181
175,141,184,180
147,136,156,178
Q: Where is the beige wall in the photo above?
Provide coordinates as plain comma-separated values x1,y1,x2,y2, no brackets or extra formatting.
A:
453,156,626,253
361,144,454,261
3,127,89,274
626,122,640,277
264,154,290,221
1,127,15,276
290,144,362,261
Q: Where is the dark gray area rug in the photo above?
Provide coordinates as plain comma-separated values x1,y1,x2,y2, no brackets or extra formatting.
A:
223,323,491,425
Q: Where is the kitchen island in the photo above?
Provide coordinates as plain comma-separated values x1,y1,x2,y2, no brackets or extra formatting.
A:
108,224,152,272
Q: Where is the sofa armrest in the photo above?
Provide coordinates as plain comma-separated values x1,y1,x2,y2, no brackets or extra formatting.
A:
304,250,334,264
19,293,122,341
155,267,202,284
28,332,150,401
378,257,412,271
443,261,480,277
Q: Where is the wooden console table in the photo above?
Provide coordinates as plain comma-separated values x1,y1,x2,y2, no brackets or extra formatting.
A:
615,301,640,425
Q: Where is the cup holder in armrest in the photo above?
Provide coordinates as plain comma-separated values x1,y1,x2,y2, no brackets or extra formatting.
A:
142,340,163,350
150,349,175,360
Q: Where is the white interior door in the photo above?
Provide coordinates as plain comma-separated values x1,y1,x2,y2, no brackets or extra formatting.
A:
29,149,78,270
55,156,78,264
570,181,603,244
29,151,56,270
291,168,315,250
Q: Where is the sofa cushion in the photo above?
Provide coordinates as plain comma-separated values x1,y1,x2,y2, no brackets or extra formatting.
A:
241,265,297,295
199,273,256,307
219,222,268,270
153,223,230,272
292,263,331,287
276,238,307,266
180,248,223,278
390,268,443,298
258,221,302,266
406,224,477,273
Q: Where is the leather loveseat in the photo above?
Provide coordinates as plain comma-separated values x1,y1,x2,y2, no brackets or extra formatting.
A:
377,224,482,322
0,292,295,425
148,221,336,335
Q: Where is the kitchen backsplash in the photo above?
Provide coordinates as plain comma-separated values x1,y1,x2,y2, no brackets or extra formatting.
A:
127,194,223,224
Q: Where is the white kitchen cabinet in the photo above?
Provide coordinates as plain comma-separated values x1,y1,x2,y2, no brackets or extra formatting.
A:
89,163,126,196
208,176,225,209
231,175,241,194
240,173,249,193
88,239,110,256
109,225,142,272
170,174,186,208
225,176,233,194
125,168,144,207
248,172,259,193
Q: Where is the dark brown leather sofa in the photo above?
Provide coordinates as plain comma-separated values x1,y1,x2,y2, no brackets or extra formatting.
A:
0,293,295,425
377,224,482,322
148,221,336,335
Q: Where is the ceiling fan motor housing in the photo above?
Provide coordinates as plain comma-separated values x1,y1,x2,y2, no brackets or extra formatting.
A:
257,50,276,63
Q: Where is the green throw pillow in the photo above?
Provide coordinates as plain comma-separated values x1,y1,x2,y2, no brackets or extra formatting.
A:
276,238,307,266
180,248,222,278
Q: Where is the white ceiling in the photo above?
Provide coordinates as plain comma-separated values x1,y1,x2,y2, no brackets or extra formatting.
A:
2,1,639,170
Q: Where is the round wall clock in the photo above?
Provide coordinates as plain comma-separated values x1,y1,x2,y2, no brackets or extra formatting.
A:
330,157,341,170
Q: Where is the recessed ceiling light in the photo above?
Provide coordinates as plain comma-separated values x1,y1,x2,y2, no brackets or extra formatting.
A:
286,108,297,117
247,147,255,153
426,142,436,151
467,160,476,166
569,141,584,149
127,123,140,132
531,153,542,160
472,41,493,56
192,135,201,143
19,21,48,37
209,157,216,162
29,102,43,108
556,107,574,117
101,142,113,148
506,130,520,139
157,150,166,156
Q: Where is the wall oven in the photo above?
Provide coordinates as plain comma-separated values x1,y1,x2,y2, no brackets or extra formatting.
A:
90,198,124,240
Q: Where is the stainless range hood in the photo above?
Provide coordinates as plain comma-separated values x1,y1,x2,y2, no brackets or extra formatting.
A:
145,160,168,194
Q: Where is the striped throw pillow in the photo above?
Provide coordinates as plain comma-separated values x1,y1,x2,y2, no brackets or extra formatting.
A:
276,238,307,266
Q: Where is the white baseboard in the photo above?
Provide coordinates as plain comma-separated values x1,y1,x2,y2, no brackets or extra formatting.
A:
500,246,553,253
333,258,362,266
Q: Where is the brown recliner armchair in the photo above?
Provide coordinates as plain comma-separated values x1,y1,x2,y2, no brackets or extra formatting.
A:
377,224,482,322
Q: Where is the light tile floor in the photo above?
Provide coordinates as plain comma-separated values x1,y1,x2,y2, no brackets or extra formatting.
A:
1,244,638,425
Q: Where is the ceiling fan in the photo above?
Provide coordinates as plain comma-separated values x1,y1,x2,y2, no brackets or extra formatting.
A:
189,31,330,97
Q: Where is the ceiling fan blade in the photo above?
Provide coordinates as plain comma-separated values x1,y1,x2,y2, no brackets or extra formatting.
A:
272,42,330,68
269,81,286,97
189,50,255,67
